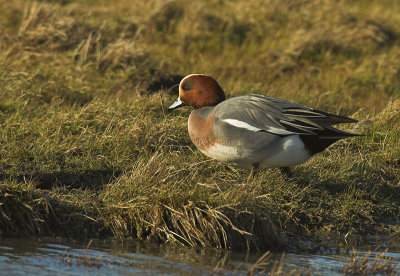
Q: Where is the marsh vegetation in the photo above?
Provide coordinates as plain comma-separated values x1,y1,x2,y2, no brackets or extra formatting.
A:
1,0,400,254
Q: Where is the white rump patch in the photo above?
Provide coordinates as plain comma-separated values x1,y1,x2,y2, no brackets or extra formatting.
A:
259,135,310,168
222,119,295,135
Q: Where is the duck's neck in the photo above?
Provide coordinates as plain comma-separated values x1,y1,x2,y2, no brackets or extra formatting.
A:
192,106,216,117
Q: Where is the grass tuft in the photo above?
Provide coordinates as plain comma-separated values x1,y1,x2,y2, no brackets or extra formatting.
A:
343,248,399,275
1,0,400,252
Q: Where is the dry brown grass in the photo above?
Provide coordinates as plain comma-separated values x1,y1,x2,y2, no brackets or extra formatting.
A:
343,248,399,275
0,0,400,254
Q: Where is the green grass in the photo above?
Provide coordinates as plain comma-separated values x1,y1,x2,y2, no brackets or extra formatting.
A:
1,0,400,251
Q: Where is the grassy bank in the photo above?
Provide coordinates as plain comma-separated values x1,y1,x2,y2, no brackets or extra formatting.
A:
1,0,400,251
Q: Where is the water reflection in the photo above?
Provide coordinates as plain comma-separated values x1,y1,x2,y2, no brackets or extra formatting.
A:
0,237,399,275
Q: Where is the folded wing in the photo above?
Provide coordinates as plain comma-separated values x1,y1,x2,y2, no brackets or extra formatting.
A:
218,95,359,154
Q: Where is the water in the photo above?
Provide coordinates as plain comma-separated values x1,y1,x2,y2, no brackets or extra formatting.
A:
0,237,399,275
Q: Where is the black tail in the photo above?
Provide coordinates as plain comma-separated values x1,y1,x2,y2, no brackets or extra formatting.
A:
299,127,360,155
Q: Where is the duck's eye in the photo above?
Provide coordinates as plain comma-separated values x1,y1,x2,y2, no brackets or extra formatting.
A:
182,81,192,92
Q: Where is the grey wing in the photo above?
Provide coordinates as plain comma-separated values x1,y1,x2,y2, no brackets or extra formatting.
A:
217,94,358,136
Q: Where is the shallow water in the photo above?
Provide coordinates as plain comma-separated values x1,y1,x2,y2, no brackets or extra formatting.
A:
0,237,399,275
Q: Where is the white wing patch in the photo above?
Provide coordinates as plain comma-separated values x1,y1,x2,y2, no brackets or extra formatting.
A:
222,119,261,132
222,119,295,135
265,126,296,135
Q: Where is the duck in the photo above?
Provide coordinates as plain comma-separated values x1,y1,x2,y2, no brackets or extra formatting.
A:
168,74,359,180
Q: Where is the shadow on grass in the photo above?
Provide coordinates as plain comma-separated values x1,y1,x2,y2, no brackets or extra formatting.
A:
291,164,400,235
294,167,400,201
0,170,122,190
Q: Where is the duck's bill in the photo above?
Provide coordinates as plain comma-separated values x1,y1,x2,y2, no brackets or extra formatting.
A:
168,98,185,111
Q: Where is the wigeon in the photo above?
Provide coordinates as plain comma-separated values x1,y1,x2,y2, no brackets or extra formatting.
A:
168,74,359,180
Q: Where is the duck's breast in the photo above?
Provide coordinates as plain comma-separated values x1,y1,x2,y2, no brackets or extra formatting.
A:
188,109,241,163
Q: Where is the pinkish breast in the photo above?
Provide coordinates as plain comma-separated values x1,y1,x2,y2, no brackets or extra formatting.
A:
188,111,216,151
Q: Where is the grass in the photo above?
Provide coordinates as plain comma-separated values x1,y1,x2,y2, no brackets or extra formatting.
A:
343,248,399,275
1,0,400,253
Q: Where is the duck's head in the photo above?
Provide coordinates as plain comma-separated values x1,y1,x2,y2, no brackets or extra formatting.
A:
168,74,226,110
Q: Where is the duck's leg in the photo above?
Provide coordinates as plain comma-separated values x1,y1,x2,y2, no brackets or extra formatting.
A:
279,167,293,177
247,164,259,183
